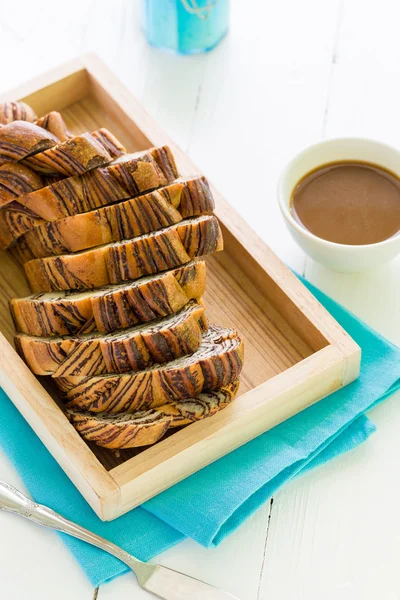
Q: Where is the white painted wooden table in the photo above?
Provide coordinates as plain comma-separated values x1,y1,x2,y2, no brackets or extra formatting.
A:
1,1,400,598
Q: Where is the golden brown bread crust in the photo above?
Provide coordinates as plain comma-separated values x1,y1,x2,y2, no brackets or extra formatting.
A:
0,101,37,124
10,261,207,337
24,215,223,293
36,112,72,142
0,146,178,248
22,129,125,177
66,380,240,449
15,177,214,259
0,163,44,207
15,300,207,377
58,326,244,413
0,121,59,161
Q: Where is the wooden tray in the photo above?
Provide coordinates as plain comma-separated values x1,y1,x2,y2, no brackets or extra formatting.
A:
0,55,361,521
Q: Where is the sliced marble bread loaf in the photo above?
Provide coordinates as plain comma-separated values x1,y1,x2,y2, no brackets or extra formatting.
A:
24,215,222,293
66,380,240,449
57,325,244,413
14,176,214,260
0,146,178,247
15,300,207,377
2,100,242,454
10,261,206,337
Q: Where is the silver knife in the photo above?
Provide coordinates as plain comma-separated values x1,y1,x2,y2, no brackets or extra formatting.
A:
0,481,240,599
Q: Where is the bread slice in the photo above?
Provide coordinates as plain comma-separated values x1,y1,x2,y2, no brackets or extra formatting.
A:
22,128,125,176
10,261,206,337
0,146,178,248
15,300,207,378
58,325,244,413
24,215,222,293
0,101,37,124
0,121,59,161
66,380,240,449
22,146,178,219
15,176,214,260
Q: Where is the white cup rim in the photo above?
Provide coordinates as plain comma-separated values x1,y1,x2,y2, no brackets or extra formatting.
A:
277,136,400,252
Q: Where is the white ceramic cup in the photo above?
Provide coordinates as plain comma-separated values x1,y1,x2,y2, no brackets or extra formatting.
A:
278,138,400,272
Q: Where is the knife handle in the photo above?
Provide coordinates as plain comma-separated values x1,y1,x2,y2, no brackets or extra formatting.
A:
0,481,152,582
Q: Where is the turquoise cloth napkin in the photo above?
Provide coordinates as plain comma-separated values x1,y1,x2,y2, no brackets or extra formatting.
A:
0,277,399,587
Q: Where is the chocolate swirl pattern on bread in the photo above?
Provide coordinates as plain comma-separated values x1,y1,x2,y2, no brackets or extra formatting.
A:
10,261,207,337
15,176,214,259
24,215,223,292
15,300,207,377
29,146,176,219
0,146,178,248
66,380,240,449
0,163,44,206
57,326,244,413
22,129,125,176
